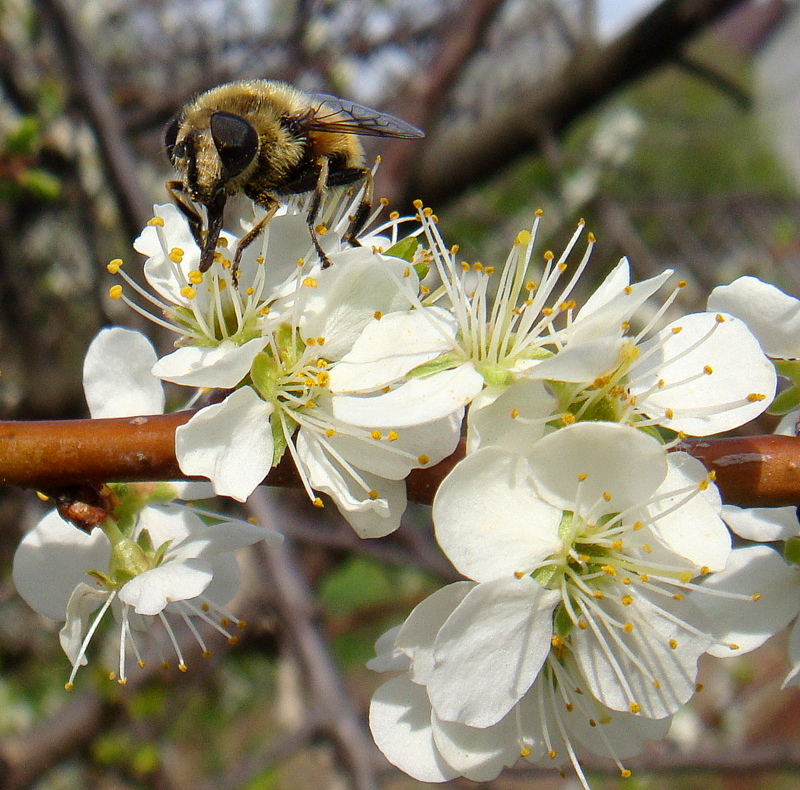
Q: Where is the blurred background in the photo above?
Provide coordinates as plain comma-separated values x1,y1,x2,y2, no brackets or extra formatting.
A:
3,0,800,787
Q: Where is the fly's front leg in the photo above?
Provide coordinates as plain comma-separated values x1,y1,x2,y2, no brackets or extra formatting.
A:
166,180,203,247
231,198,280,287
306,156,333,268
343,167,372,247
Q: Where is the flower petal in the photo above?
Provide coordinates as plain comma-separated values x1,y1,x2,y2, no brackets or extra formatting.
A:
427,576,560,727
175,387,274,502
83,327,165,418
693,544,800,657
332,364,482,428
13,512,111,621
153,338,267,388
434,447,562,582
721,504,799,542
369,675,459,783
119,560,213,615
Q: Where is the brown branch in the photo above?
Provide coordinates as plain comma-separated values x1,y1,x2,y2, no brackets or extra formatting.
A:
1,414,800,507
405,0,747,208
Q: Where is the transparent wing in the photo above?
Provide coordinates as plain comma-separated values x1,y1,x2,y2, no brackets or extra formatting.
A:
306,93,425,139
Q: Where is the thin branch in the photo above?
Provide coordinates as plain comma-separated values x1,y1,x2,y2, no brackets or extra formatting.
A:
1,415,800,507
249,490,380,790
406,0,747,208
32,0,152,241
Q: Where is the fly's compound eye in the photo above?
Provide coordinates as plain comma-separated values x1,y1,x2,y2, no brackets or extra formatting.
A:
210,111,258,176
164,117,182,163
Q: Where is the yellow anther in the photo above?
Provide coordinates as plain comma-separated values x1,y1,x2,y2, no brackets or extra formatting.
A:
313,497,324,508
640,574,649,582
621,770,632,779
577,473,587,482
303,277,318,288
178,664,188,673
525,280,536,292
632,521,643,531
602,491,612,502
752,593,761,601
516,229,532,246
535,208,544,216
671,326,683,334
107,259,123,273
315,224,328,235
520,748,531,757
317,337,325,345
561,413,575,425
147,216,165,226
325,428,336,437
36,491,49,501
622,623,633,633
109,284,123,299
548,750,557,759
704,365,713,375
202,650,212,658
388,430,399,441
510,408,519,419
180,286,196,299
370,430,382,440
624,285,633,295
715,313,726,323
747,393,766,402
368,490,379,500
169,247,184,263
544,251,554,261
629,702,641,714
696,683,704,692
389,210,400,220
612,540,623,551
373,311,383,320
621,595,633,606
664,408,674,419
669,639,678,649
672,593,684,600
418,454,429,465
245,287,254,296
461,261,470,271
602,565,617,576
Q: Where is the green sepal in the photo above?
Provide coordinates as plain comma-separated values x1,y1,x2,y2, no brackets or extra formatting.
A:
251,351,279,401
87,569,113,588
152,539,173,567
769,385,800,416
775,359,800,386
137,528,154,553
407,351,463,379
384,236,418,262
474,361,514,387
271,414,293,465
784,536,800,567
553,603,575,638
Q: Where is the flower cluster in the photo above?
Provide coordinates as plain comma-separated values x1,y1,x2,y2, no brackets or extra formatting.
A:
13,181,800,788
13,328,278,687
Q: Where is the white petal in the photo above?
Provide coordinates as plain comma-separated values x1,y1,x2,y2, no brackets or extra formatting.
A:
325,410,461,480
466,379,555,453
329,307,457,393
569,266,673,344
434,447,562,582
527,421,668,513
298,249,419,360
296,429,406,537
396,581,475,683
631,312,776,435
175,387,274,502
427,576,560,727
572,590,711,718
693,544,800,657
369,675,459,783
708,276,800,358
431,709,518,782
366,625,410,672
13,512,111,621
721,504,799,542
332,364,483,428
153,338,266,388
525,336,624,383
59,583,112,664
645,452,730,572
119,560,213,615
83,328,165,418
